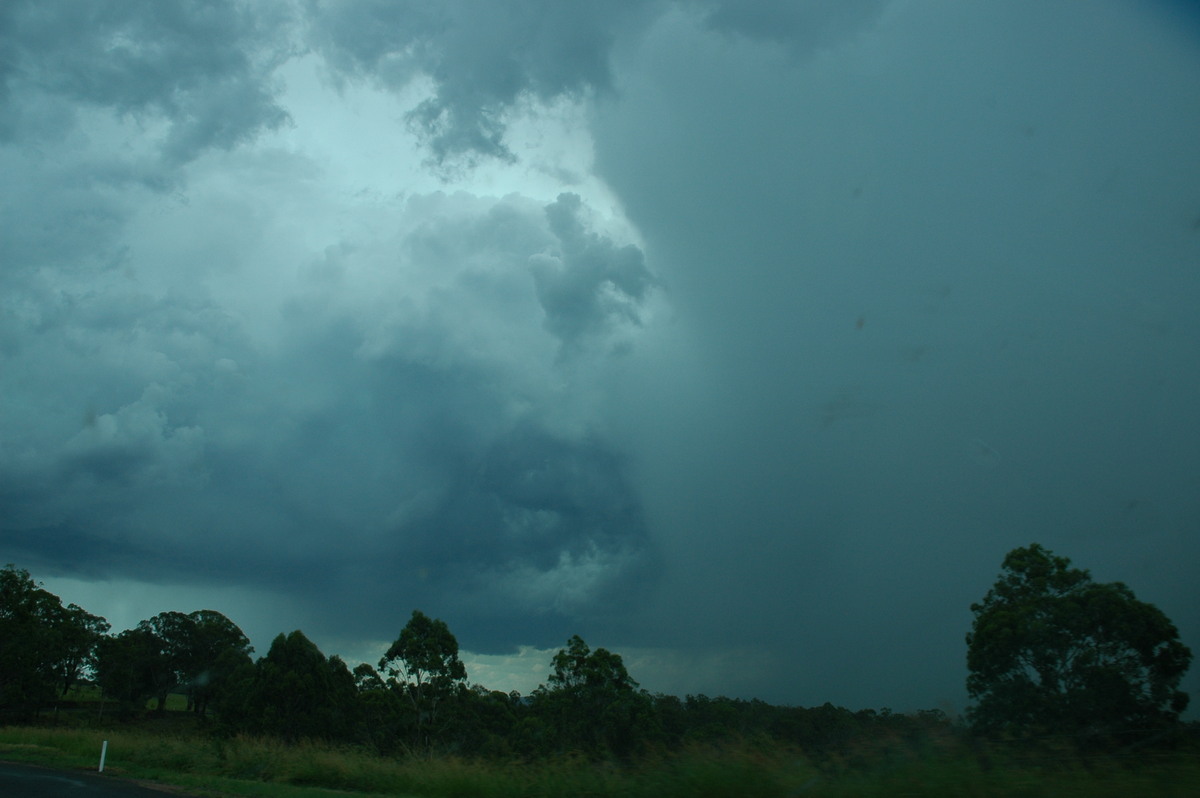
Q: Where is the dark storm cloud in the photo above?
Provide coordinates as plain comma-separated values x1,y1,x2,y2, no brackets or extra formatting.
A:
307,0,651,164
354,420,655,648
0,0,290,166
0,181,658,651
303,0,894,166
589,0,1200,708
532,193,656,354
4,0,1198,714
0,285,251,582
270,195,660,647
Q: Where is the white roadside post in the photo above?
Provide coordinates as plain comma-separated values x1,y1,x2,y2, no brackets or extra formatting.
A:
98,740,108,773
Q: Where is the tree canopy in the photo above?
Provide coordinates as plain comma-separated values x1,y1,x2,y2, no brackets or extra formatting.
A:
94,627,171,713
220,629,358,742
6,557,1190,762
1,564,110,718
379,610,468,749
537,634,655,757
182,609,254,715
92,609,256,716
966,543,1192,745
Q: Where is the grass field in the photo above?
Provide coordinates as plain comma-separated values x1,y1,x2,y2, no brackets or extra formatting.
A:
2,719,1199,798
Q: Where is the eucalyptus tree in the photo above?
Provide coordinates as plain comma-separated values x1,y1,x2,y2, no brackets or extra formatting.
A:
50,602,111,696
220,630,358,742
137,611,192,712
378,610,468,750
537,634,656,757
128,609,252,714
180,609,253,716
1,565,110,718
94,627,172,714
967,543,1192,746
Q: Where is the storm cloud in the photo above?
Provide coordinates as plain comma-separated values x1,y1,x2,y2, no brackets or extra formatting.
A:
3,0,1199,713
307,0,649,165
2,185,657,646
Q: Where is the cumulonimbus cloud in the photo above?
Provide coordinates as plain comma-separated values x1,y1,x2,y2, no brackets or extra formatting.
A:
0,181,660,651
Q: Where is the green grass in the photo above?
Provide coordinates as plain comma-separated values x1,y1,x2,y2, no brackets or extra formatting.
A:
2,723,1198,798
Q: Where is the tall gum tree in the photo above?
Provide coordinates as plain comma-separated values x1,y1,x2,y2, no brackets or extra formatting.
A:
379,610,467,749
538,634,655,757
966,543,1192,746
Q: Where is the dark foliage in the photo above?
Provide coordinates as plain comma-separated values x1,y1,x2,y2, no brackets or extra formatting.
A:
3,557,1191,764
219,630,359,743
967,543,1192,748
379,609,468,750
1,564,109,720
530,634,657,758
93,609,253,718
94,627,172,715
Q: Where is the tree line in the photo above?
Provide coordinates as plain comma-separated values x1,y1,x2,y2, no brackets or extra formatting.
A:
0,543,1193,759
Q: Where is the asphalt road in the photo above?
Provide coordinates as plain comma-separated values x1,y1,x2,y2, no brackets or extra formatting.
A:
0,761,193,796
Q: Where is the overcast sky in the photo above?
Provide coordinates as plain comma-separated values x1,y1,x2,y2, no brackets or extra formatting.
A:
3,0,1199,714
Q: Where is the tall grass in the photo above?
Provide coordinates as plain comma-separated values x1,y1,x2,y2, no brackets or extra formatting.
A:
2,723,1198,798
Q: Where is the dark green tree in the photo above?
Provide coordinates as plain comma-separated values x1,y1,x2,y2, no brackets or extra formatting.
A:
1,565,110,718
94,628,172,715
967,543,1192,745
137,611,192,712
379,610,468,750
128,609,253,716
352,661,385,692
548,634,638,692
440,684,522,757
219,630,358,743
179,610,253,716
48,602,110,697
536,634,656,757
353,661,408,754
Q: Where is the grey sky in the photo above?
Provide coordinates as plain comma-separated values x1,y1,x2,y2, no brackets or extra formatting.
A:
3,0,1198,714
